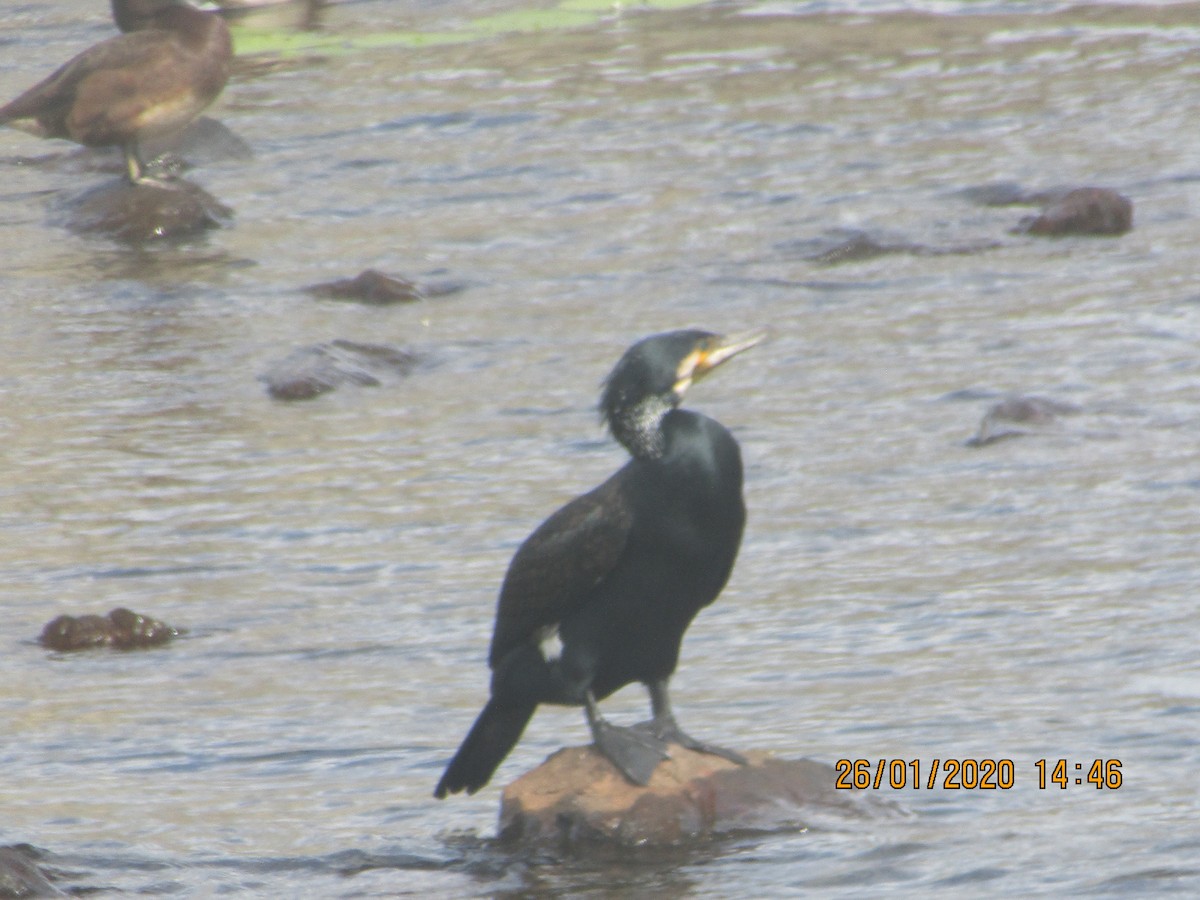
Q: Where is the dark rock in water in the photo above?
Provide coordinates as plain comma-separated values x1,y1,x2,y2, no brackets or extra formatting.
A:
262,339,420,401
1015,187,1133,236
60,177,232,242
966,394,1081,447
498,745,898,849
306,269,424,305
39,607,178,652
0,845,64,898
304,269,468,306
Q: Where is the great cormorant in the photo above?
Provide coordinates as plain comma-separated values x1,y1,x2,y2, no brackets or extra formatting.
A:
435,329,764,798
0,0,232,184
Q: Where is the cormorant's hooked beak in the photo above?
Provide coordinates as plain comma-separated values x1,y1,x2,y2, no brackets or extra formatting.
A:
674,328,769,395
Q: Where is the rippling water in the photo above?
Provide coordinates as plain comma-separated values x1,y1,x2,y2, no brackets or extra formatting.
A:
2,0,1198,895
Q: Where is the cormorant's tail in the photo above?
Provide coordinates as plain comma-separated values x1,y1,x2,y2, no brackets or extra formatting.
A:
434,698,536,798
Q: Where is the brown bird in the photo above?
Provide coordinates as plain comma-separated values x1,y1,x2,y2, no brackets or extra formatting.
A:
0,0,232,184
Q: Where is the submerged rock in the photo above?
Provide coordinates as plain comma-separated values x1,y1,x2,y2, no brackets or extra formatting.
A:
498,745,897,849
1015,187,1133,236
0,845,64,898
139,115,254,169
60,177,232,242
966,394,1081,447
261,339,420,400
804,231,919,265
784,230,999,266
39,608,178,652
304,269,468,306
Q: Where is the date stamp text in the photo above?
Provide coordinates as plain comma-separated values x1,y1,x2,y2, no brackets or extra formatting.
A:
833,758,1123,790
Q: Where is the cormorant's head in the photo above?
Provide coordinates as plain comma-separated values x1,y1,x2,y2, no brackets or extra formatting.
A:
600,329,766,456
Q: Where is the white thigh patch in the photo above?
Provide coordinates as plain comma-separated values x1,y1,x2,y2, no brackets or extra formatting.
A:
538,626,564,663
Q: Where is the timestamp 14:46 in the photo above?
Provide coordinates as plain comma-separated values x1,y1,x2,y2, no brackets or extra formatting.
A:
1035,758,1123,789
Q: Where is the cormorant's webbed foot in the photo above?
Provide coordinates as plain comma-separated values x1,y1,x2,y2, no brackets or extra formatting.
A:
585,692,670,785
639,679,748,766
633,718,748,766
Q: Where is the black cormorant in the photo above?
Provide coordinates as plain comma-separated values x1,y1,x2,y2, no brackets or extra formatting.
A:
0,0,232,184
435,328,765,798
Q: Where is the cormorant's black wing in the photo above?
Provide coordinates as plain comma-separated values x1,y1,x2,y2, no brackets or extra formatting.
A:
488,471,632,668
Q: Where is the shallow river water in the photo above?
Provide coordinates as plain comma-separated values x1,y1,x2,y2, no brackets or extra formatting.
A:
1,0,1199,895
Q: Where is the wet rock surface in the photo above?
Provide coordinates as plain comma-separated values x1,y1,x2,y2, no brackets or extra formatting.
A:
261,339,421,400
39,607,178,652
498,745,898,849
59,177,232,242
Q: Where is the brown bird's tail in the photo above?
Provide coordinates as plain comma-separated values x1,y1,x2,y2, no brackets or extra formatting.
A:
434,698,536,798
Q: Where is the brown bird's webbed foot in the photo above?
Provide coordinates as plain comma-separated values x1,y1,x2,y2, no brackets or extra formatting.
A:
585,692,670,785
124,144,182,190
634,679,748,766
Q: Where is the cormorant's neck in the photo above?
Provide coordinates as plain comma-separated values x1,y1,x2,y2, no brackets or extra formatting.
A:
609,395,677,460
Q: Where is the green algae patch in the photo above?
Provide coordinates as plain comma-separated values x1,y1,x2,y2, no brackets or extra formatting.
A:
231,0,715,59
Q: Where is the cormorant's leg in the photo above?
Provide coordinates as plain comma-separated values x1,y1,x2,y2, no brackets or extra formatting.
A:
636,679,748,765
584,690,670,785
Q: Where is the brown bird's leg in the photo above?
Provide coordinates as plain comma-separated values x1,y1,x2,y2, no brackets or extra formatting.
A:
122,140,147,183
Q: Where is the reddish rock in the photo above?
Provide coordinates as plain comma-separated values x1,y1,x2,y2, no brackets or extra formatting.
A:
39,607,177,652
498,745,897,848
